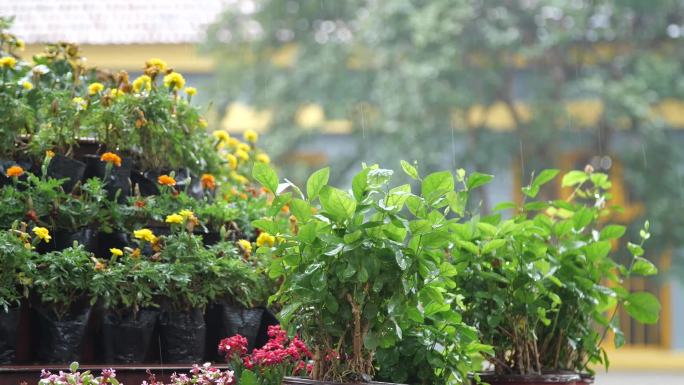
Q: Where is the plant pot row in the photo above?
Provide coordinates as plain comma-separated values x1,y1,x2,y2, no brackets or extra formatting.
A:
1,150,207,201
0,300,276,365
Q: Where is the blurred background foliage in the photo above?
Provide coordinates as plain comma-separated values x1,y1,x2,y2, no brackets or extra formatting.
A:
202,0,684,279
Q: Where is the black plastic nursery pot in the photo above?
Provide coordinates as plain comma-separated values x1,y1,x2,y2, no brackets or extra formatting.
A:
219,302,264,351
0,307,20,364
472,372,582,385
55,228,99,253
33,304,92,363
47,154,87,192
159,307,206,363
83,154,133,202
96,231,131,260
130,170,159,197
101,308,158,363
282,378,403,385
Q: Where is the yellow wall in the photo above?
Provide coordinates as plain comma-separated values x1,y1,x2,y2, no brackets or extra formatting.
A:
24,43,214,73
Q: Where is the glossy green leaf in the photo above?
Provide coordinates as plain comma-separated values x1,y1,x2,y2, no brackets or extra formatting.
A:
600,225,626,240
624,291,661,324
252,163,278,194
561,170,588,187
467,172,494,190
401,160,420,180
319,186,356,221
631,257,658,276
422,171,454,201
306,166,330,201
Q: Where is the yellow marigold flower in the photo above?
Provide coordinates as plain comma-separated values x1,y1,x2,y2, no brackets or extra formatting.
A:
72,97,87,110
6,165,24,178
45,150,55,158
226,137,240,148
146,58,167,71
179,209,194,218
199,118,208,128
109,88,125,98
256,232,276,248
237,239,252,254
232,173,249,185
22,81,33,90
256,153,271,164
157,174,176,186
237,143,251,153
244,129,258,143
165,214,184,224
131,248,141,258
0,56,17,68
132,75,152,93
94,260,106,271
32,227,51,242
213,130,230,142
184,87,197,96
110,248,123,257
134,228,157,243
163,71,185,91
235,149,249,162
226,154,238,170
88,82,105,95
100,152,122,167
201,174,216,190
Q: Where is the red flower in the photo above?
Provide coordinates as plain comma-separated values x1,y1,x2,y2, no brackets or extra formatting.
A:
218,334,248,360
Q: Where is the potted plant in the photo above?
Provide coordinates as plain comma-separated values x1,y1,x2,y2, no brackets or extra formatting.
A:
54,177,110,253
0,227,32,363
146,211,210,363
251,162,484,384
28,235,96,363
90,247,167,363
452,168,661,385
206,239,274,358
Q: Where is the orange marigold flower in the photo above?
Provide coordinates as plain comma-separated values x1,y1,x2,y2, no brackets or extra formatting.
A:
200,173,216,190
6,165,24,178
158,174,176,186
100,152,122,167
134,200,146,208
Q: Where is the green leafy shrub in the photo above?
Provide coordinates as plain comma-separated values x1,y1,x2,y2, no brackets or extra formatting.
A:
453,168,661,375
30,244,95,318
252,162,486,384
0,228,32,311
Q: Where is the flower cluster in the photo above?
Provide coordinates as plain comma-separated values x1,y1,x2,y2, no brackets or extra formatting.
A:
219,325,311,385
39,363,117,385
166,363,235,385
218,334,249,360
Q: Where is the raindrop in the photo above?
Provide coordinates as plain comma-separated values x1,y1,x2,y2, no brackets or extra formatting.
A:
641,144,647,168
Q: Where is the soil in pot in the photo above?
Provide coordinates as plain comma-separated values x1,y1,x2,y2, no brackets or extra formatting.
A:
33,304,91,363
472,372,581,385
55,228,99,253
83,154,133,202
0,307,20,364
47,154,86,192
219,303,264,351
102,308,158,363
282,378,403,385
159,307,206,363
